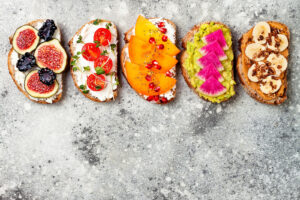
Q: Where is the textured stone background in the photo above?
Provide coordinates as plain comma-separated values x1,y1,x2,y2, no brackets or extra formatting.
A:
0,0,299,199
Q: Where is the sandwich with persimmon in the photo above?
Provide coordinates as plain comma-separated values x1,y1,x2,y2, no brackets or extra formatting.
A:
121,15,180,104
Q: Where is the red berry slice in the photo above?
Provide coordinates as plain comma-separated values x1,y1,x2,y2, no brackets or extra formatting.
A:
159,28,167,34
82,43,101,61
158,22,165,28
94,55,113,74
87,73,107,91
94,28,111,46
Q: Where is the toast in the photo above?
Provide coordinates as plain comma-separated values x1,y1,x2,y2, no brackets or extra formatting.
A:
121,16,180,104
8,19,65,104
69,19,119,102
180,22,235,103
237,21,289,105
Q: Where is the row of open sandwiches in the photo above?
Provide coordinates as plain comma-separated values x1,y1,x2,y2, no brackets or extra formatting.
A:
8,16,289,105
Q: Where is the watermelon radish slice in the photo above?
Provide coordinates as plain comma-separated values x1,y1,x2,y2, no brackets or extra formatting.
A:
199,76,227,97
202,29,228,50
200,41,227,61
197,52,224,71
196,63,223,82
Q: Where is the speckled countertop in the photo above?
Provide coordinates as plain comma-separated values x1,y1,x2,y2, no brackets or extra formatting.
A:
0,0,299,199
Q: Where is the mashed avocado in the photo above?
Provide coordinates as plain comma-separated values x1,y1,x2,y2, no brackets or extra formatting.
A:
184,22,235,103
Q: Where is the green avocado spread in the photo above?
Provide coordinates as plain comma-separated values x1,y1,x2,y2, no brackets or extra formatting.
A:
184,22,235,103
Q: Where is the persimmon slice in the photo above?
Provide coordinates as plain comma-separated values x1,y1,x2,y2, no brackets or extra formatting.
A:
128,36,178,72
134,15,180,56
125,62,176,96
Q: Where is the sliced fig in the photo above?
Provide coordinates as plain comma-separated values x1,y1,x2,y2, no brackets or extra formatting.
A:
34,39,67,73
25,70,59,98
12,25,40,55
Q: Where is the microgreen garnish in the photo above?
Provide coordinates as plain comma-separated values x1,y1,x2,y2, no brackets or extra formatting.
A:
115,77,119,86
95,66,105,75
110,44,116,52
82,90,89,94
94,40,100,48
101,50,108,56
76,35,83,43
72,66,78,71
83,66,90,72
95,85,102,90
79,85,85,90
105,22,112,29
93,19,102,25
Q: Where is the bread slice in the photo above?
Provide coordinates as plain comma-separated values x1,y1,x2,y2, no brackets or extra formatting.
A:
121,17,177,104
180,22,235,103
237,21,289,105
7,19,63,104
69,20,118,102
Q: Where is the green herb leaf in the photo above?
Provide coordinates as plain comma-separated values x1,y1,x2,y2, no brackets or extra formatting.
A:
95,66,105,75
101,50,108,56
76,35,83,43
95,85,102,90
94,40,100,48
82,90,89,94
79,85,85,90
83,66,90,71
115,77,119,85
105,22,112,29
93,19,102,25
71,60,77,66
72,55,79,59
76,51,82,55
110,44,116,51
72,66,78,71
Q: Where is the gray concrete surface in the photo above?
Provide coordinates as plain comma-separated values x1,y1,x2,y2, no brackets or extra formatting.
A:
0,0,299,199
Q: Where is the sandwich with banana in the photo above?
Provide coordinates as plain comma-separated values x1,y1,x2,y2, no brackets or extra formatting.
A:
237,21,289,104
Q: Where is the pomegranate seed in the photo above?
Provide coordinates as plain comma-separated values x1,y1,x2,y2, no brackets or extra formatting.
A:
145,64,152,69
154,64,161,70
149,82,155,89
149,37,156,44
152,60,158,65
154,86,160,92
154,95,159,101
161,97,168,103
166,71,173,77
158,22,165,28
157,44,164,49
160,28,167,34
162,35,168,42
147,96,154,101
145,75,151,81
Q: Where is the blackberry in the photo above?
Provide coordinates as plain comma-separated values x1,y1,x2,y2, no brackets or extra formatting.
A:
16,52,36,72
38,19,57,41
38,68,56,85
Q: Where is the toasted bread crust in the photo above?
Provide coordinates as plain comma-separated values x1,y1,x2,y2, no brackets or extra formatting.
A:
7,19,63,104
180,22,235,103
237,21,289,105
68,20,118,102
121,18,177,104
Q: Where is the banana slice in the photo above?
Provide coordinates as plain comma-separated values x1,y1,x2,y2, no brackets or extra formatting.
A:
245,43,266,61
260,76,282,94
267,34,288,52
252,22,271,44
248,64,259,82
266,53,287,76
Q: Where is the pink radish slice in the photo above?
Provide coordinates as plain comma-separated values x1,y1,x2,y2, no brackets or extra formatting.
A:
202,29,228,50
197,52,224,71
200,41,227,61
199,76,227,97
196,63,223,82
